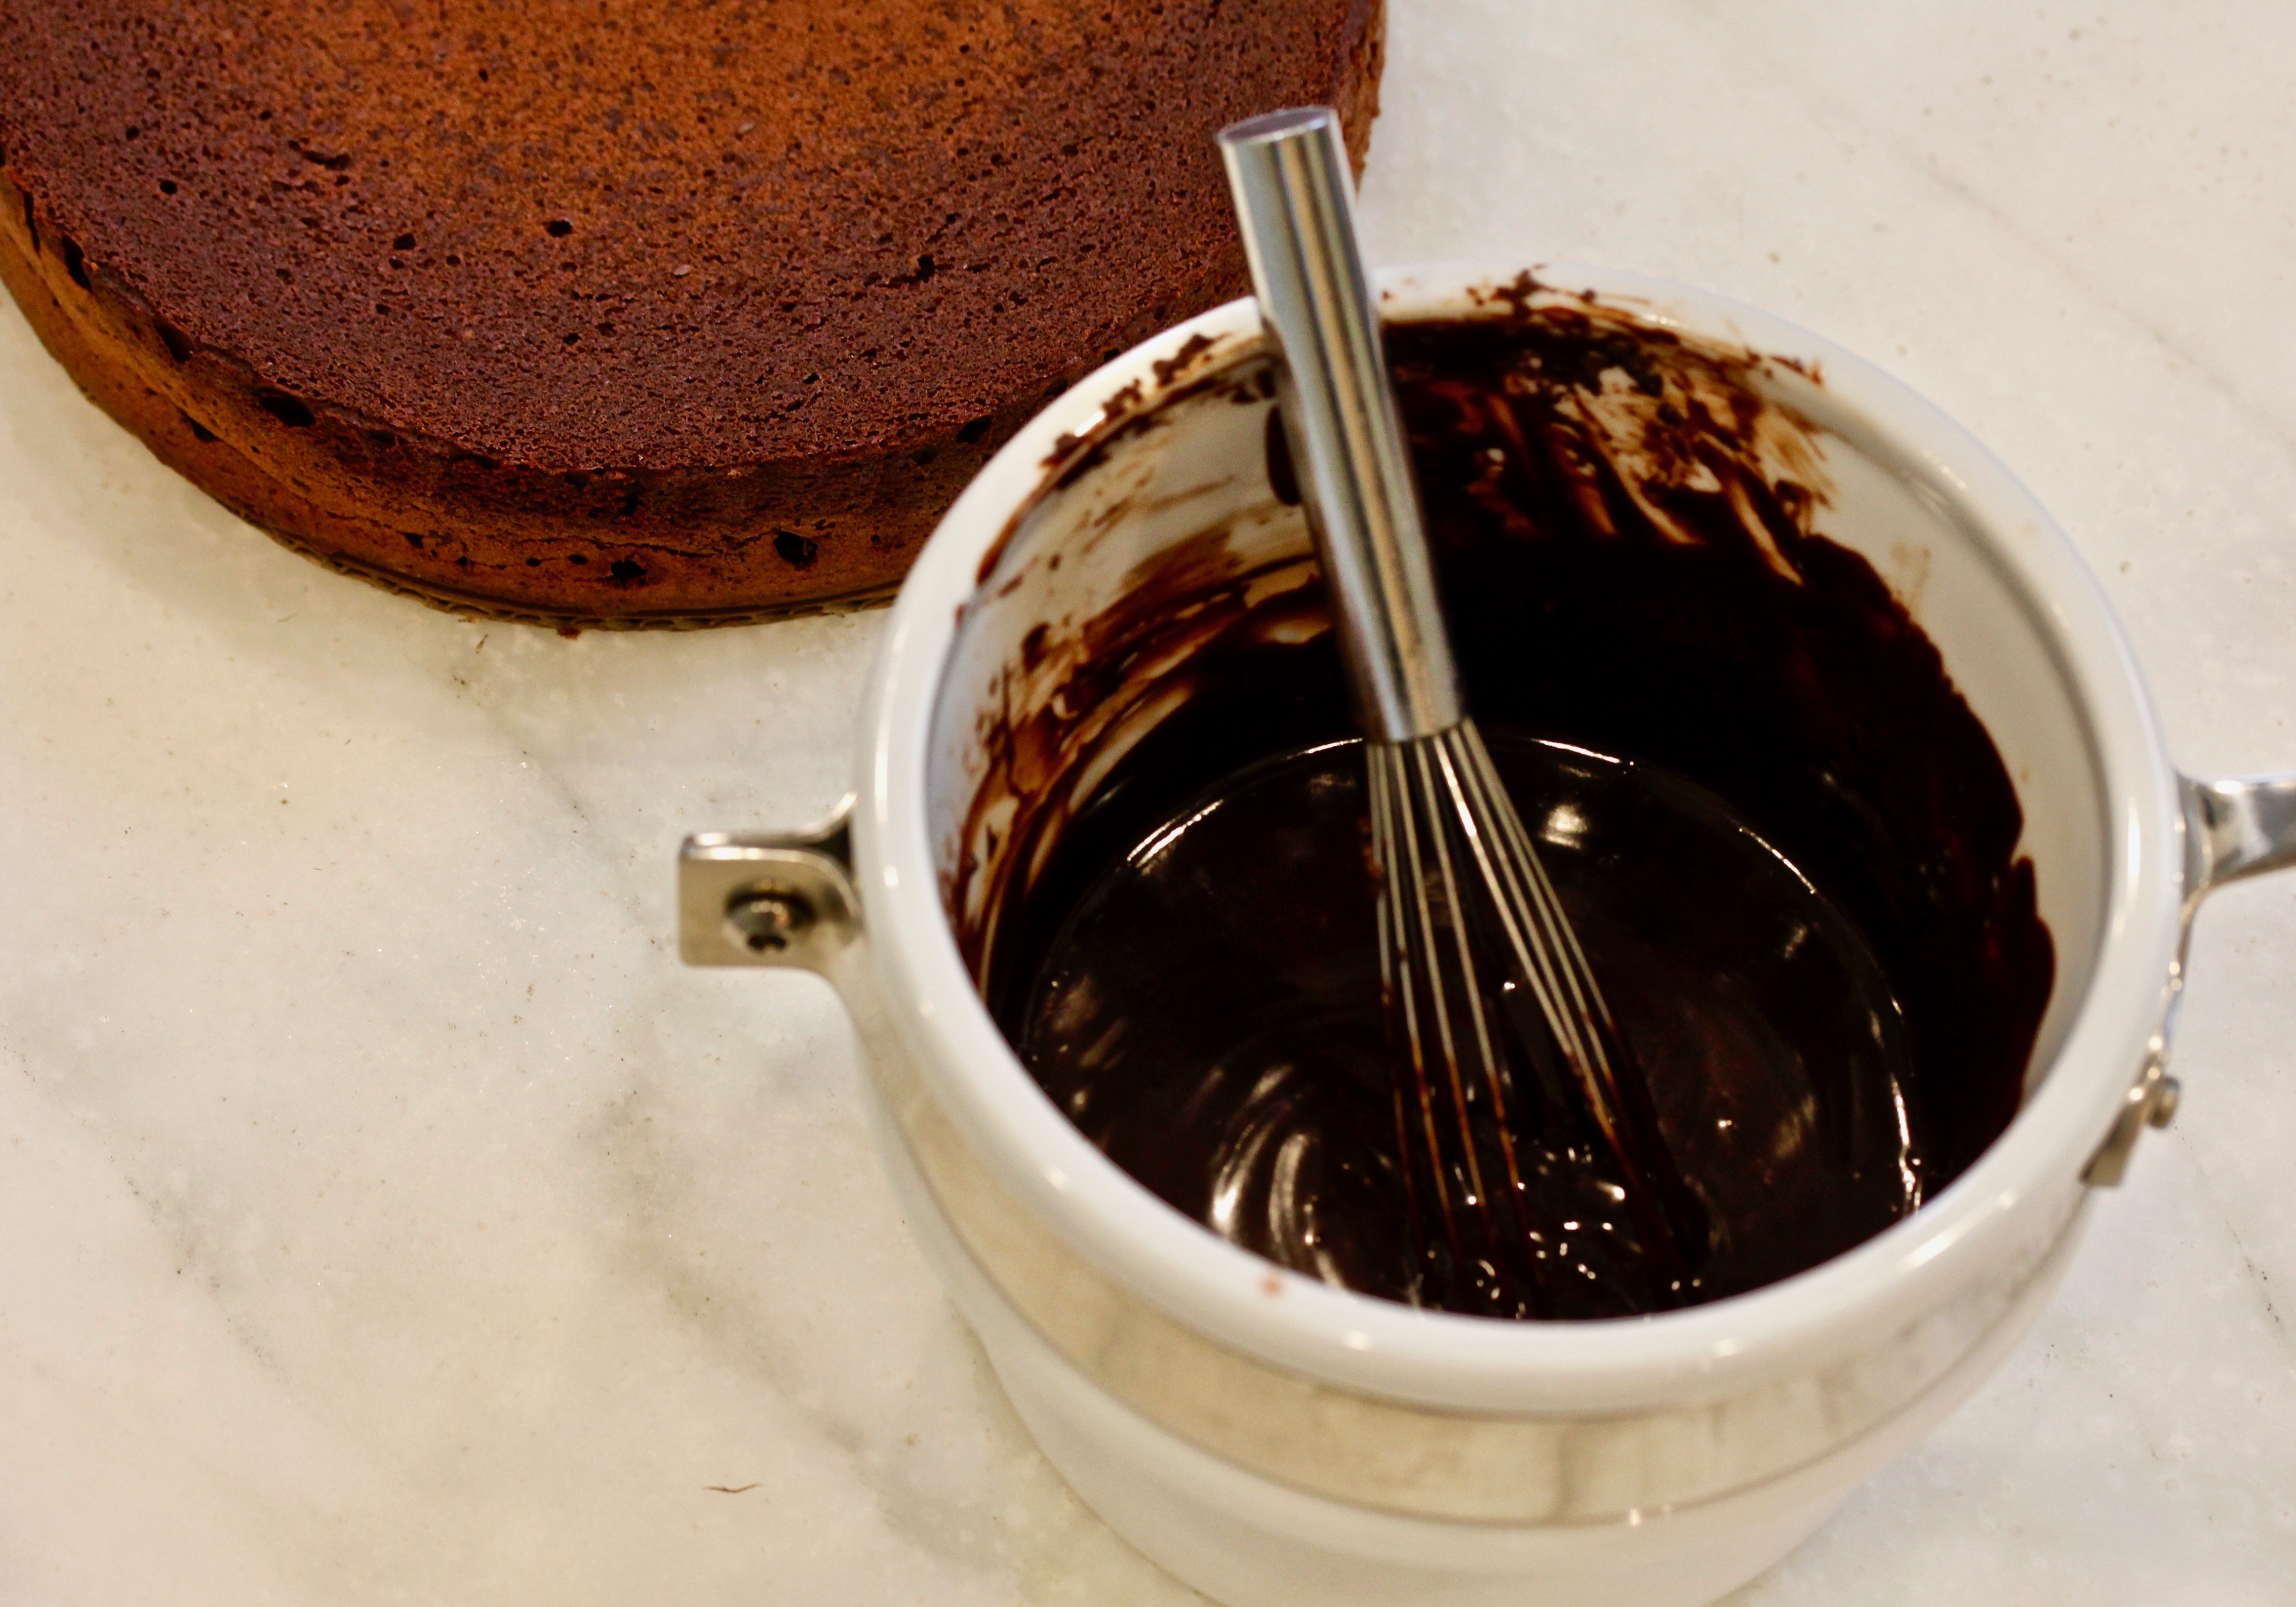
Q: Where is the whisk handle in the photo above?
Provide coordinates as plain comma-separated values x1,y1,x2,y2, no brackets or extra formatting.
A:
1219,107,1463,742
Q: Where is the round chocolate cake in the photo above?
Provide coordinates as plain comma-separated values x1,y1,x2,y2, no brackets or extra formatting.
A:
0,1,1383,627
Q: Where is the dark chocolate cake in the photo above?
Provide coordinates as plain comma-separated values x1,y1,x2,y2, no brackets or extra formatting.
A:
0,0,1383,626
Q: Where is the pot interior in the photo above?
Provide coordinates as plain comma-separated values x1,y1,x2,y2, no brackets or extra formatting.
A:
927,285,2108,1285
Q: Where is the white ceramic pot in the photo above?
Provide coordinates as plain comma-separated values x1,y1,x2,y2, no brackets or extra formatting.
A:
677,263,2296,1607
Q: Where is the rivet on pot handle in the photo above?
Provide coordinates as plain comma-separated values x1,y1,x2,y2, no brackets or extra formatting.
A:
677,794,860,972
2085,770,2296,1186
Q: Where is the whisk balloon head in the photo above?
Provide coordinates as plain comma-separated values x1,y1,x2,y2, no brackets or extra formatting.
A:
1367,723,1705,1317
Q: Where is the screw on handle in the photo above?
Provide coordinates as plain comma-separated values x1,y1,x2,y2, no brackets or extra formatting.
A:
724,886,812,955
1218,106,1462,743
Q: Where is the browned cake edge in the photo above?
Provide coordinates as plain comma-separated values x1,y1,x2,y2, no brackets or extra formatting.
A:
0,168,974,629
0,11,1383,631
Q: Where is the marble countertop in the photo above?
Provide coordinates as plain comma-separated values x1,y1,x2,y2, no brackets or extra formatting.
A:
6,2,2295,1601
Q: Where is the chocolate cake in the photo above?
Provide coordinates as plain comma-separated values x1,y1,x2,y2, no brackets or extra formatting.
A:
0,1,1383,627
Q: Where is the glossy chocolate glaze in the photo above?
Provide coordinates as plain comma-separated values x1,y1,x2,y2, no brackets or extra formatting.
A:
971,296,2055,1320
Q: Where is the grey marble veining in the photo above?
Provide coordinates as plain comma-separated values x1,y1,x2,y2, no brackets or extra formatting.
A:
4,2,2295,1601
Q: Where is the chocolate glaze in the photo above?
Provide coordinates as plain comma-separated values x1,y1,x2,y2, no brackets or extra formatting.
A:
1014,732,1936,1318
966,295,2055,1319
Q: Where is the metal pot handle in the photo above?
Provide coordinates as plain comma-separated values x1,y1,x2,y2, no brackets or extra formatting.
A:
2083,769,2296,1185
677,795,861,973
2184,771,2296,893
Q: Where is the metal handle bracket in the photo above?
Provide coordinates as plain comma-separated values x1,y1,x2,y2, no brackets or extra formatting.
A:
2183,771,2296,895
677,795,859,972
2085,768,2296,1186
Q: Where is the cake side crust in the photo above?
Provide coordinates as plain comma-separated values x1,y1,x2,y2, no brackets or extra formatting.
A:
0,167,1004,620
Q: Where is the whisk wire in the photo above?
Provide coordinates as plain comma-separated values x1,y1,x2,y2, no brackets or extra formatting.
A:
1384,744,1490,1218
1450,727,1633,1151
1409,743,1502,1218
1368,748,1462,1246
1373,736,1579,1307
1417,742,1540,1220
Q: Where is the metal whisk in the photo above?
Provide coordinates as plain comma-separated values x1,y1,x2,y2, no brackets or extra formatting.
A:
1218,108,1693,1314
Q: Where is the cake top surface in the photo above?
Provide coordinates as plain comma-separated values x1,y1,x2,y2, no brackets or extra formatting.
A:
0,0,1371,471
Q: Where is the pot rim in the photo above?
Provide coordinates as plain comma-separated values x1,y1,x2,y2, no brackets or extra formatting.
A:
854,260,2183,1413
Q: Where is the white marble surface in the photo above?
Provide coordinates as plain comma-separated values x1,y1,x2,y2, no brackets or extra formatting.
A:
5,2,2296,1600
